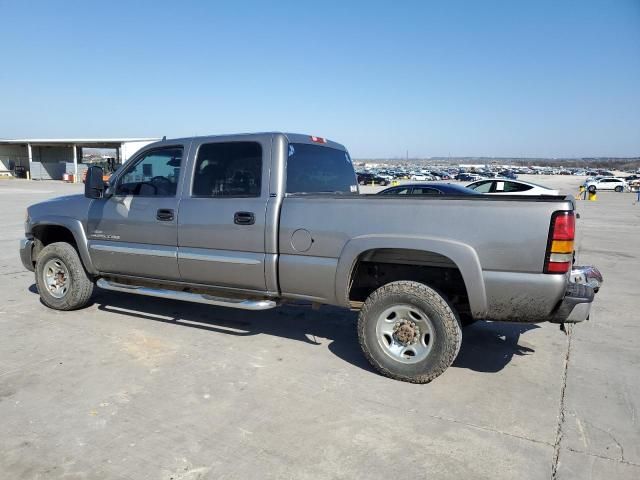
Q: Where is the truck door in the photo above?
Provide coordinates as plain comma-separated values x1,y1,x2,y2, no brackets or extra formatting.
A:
86,144,186,280
177,137,269,291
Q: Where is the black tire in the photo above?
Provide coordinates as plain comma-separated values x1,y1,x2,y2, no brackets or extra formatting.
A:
614,186,623,192
588,185,597,193
35,242,94,310
358,281,462,384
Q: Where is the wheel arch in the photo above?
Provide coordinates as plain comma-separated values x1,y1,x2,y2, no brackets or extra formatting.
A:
31,217,97,275
335,235,488,318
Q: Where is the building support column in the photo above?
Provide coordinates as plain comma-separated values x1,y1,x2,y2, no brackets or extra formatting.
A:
27,143,33,180
72,144,78,183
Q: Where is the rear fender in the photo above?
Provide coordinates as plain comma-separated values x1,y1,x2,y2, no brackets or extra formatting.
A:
335,234,487,317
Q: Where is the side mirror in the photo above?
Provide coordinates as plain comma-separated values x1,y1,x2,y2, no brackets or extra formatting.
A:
85,166,105,199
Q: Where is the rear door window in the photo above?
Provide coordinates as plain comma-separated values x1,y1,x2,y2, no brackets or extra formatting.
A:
411,187,441,195
286,143,357,194
192,142,262,197
469,180,493,193
381,187,411,195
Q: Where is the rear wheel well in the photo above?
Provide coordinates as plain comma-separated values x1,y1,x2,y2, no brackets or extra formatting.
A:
348,249,472,321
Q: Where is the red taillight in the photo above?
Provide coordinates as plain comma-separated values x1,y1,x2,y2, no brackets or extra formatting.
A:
546,261,572,273
310,136,327,144
551,212,575,240
544,211,575,274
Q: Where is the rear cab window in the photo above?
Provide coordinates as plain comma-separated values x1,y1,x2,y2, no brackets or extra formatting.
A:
503,181,531,192
286,143,357,194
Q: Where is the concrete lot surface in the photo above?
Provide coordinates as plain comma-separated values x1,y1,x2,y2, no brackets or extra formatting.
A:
0,177,638,479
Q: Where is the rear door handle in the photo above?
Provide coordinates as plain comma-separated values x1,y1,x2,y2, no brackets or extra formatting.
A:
234,211,255,225
156,209,174,221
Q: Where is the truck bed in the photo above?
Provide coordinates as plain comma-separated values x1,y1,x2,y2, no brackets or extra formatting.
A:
278,194,574,321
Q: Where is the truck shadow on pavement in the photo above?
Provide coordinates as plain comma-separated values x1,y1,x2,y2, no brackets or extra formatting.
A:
30,285,539,376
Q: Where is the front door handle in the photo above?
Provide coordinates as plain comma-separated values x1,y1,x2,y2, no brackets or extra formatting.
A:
234,211,255,225
156,209,174,221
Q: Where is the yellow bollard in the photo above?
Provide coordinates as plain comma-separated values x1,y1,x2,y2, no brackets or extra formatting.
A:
588,191,597,201
576,185,586,200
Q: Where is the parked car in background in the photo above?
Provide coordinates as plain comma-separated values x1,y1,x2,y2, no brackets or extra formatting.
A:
498,170,517,179
357,173,389,186
410,173,431,181
467,179,560,196
455,173,482,181
583,177,627,193
378,183,480,196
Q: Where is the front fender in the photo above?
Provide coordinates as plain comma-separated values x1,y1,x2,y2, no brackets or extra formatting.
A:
334,234,487,317
30,216,97,275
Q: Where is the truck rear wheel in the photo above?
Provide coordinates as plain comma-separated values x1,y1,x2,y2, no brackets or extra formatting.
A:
358,281,462,384
35,242,94,310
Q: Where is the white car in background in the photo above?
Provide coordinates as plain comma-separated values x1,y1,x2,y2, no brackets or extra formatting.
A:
411,174,431,181
583,177,627,192
466,178,560,195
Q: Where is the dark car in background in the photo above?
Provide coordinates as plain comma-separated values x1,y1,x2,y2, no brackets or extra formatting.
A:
498,170,517,179
378,183,480,196
357,172,389,186
455,173,478,181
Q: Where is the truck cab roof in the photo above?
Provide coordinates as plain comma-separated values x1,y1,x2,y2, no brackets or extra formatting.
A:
149,132,347,152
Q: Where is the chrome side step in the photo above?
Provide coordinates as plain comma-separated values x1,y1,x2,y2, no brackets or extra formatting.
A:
96,279,278,311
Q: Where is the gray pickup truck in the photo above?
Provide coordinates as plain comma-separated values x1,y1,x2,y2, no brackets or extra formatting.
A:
20,133,602,383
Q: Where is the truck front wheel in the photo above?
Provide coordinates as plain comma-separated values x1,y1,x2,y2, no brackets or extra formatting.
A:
35,242,94,310
358,281,462,383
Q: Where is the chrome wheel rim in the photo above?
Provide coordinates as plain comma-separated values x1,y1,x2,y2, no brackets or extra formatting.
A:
43,258,70,299
375,304,435,364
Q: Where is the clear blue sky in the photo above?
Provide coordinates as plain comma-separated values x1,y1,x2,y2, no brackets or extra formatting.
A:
1,0,639,158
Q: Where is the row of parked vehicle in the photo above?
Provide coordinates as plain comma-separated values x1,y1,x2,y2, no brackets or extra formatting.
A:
356,169,519,185
377,178,559,196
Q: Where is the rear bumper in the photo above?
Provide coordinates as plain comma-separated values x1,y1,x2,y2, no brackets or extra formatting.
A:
19,238,35,272
551,265,602,323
